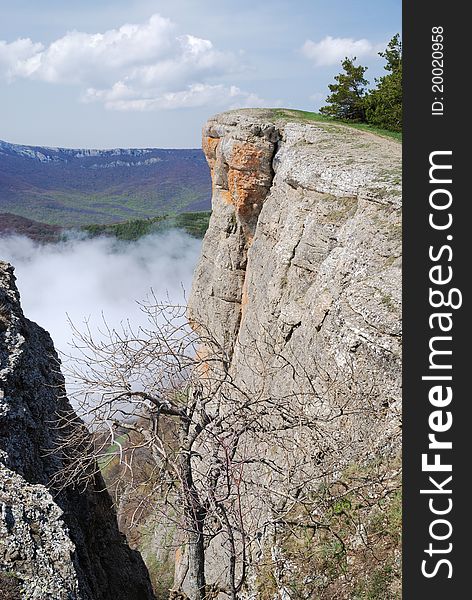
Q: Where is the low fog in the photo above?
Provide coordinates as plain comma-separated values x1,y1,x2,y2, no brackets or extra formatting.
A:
0,230,202,357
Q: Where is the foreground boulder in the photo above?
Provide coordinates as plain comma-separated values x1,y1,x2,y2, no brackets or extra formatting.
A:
0,261,155,600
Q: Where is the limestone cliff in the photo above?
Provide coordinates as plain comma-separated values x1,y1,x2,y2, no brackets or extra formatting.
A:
188,109,402,596
0,262,155,600
190,109,401,446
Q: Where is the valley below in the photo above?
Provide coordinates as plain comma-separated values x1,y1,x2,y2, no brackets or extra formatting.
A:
0,139,211,226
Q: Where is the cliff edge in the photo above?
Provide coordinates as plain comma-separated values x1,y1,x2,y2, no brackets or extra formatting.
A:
190,109,401,442
188,109,402,596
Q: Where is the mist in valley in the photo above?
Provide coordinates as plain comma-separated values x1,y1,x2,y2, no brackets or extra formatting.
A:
0,229,201,367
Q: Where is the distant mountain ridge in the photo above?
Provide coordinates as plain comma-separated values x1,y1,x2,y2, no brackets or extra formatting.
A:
0,140,164,162
0,139,211,226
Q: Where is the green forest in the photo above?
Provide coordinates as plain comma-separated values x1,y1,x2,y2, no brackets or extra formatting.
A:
81,211,211,241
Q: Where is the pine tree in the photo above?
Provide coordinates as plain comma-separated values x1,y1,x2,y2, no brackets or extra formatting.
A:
320,57,369,122
365,34,402,132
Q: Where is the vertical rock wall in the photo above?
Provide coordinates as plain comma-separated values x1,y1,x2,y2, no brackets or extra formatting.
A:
190,109,402,449
189,110,402,595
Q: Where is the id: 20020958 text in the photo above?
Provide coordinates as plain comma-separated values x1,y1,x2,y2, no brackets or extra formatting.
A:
431,26,445,116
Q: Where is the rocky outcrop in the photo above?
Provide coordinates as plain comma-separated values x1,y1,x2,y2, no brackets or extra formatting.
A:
0,262,155,599
189,109,402,596
190,109,401,444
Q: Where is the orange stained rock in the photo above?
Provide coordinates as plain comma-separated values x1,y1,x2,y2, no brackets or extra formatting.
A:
202,136,220,168
227,168,265,215
241,279,249,318
227,141,265,171
219,189,232,205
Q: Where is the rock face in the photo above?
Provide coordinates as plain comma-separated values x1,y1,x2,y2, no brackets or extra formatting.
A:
190,109,401,441
0,262,155,599
189,109,402,595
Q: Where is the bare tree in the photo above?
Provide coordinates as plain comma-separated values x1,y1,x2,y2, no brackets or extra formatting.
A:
53,299,400,600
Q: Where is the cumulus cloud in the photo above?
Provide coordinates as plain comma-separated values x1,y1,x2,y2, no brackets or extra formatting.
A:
0,13,273,110
301,36,383,67
85,82,272,111
0,231,201,358
0,38,44,80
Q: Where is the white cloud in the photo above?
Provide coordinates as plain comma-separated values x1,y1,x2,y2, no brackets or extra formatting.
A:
7,15,178,85
0,230,202,412
84,83,273,111
0,13,272,111
301,36,383,67
0,230,200,359
0,38,44,80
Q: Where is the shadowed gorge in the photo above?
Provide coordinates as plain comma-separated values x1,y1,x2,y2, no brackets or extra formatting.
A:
0,262,155,599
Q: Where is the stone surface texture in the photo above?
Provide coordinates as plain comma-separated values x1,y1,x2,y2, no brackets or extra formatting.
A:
189,109,402,593
190,109,401,444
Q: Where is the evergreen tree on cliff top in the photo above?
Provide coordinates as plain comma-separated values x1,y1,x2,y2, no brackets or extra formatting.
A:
320,57,369,122
365,34,402,132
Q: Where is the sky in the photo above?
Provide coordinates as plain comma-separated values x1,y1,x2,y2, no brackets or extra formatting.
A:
0,0,401,148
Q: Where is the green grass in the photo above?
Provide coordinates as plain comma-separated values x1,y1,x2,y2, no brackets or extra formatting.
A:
254,455,402,599
97,433,129,474
353,562,400,600
266,108,402,142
